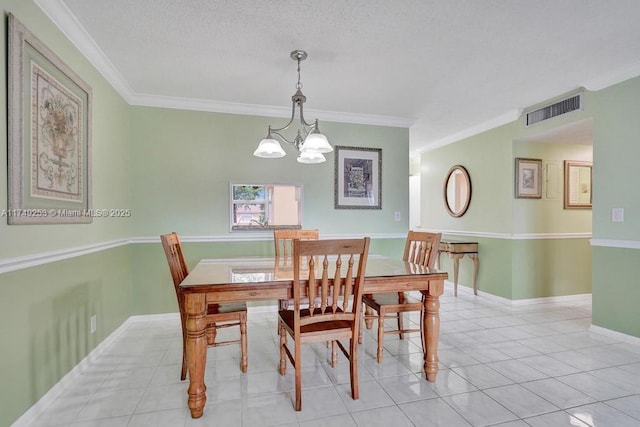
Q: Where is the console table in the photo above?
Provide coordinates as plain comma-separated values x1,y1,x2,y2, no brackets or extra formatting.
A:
438,240,479,296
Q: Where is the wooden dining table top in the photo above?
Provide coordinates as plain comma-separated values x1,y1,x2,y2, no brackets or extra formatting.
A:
179,256,447,293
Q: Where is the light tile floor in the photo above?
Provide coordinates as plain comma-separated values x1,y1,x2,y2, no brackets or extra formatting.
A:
25,287,640,427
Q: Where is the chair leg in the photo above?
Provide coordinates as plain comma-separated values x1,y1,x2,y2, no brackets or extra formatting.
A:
279,321,287,375
180,321,187,380
240,313,248,373
294,341,302,411
180,343,187,381
397,293,405,340
377,308,385,363
349,337,359,400
331,341,337,368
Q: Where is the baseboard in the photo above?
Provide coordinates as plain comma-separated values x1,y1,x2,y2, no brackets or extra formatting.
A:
451,280,592,306
589,325,640,346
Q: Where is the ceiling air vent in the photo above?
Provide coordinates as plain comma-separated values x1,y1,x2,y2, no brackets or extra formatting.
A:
525,93,582,126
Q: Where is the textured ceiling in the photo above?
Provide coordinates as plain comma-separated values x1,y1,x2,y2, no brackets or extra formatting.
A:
37,0,640,154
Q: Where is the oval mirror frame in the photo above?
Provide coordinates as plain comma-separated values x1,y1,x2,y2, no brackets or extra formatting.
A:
443,165,472,218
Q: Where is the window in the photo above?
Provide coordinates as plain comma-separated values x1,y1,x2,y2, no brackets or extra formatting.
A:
230,183,302,230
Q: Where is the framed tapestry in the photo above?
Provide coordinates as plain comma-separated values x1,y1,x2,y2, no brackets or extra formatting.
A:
334,146,382,209
7,14,92,224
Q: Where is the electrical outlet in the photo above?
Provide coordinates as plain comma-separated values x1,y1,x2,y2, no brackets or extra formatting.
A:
90,315,97,334
394,211,401,221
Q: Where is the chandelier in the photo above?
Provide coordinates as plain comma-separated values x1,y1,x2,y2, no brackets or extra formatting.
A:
253,50,333,164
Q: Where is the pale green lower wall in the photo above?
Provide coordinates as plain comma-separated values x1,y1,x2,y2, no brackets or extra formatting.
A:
510,238,592,299
437,235,591,300
593,246,640,337
0,233,596,427
0,246,133,427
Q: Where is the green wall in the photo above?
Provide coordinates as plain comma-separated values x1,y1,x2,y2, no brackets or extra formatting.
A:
592,246,640,336
421,97,593,300
591,76,640,336
0,247,132,424
1,2,134,425
129,107,410,237
0,3,133,260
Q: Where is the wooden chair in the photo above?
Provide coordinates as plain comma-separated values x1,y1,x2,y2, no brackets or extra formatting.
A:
160,232,248,379
274,229,319,309
278,237,370,411
362,231,441,363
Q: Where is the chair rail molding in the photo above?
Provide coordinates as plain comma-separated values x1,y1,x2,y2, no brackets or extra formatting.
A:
0,234,405,274
0,239,131,275
7,234,636,275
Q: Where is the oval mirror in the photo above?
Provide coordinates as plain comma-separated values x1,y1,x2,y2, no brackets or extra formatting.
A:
443,165,471,217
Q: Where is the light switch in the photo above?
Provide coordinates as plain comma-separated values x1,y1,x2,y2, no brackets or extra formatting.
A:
612,207,624,223
394,211,401,221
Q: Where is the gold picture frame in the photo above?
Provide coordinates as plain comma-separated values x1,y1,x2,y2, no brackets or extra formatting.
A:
7,14,92,224
564,160,592,209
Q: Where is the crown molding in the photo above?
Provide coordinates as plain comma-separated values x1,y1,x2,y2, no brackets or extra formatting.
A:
34,0,135,102
582,60,640,91
128,93,415,127
416,110,520,153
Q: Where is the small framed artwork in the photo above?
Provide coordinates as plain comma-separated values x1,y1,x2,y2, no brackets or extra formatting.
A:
515,158,542,199
334,146,382,209
564,160,592,209
7,14,93,224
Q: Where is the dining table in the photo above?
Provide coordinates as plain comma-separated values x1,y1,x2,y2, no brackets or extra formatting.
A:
179,256,448,418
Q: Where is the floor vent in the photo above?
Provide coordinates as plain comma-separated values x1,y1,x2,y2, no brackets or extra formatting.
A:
525,93,582,126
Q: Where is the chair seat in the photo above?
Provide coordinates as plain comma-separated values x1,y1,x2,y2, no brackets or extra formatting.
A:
279,307,352,336
207,302,247,315
362,292,422,311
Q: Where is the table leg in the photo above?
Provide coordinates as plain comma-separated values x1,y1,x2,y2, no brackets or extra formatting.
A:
185,293,208,418
422,279,443,381
470,253,479,295
451,254,462,296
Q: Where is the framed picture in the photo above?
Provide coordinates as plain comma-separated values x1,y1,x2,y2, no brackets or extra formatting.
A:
564,160,592,209
515,158,542,199
334,146,382,209
7,14,92,224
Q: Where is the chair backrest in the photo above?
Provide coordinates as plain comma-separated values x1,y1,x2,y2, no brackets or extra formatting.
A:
274,229,319,258
292,237,370,328
161,232,189,288
402,231,442,269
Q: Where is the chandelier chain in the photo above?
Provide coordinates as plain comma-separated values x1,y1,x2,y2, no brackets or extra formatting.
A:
296,56,302,90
